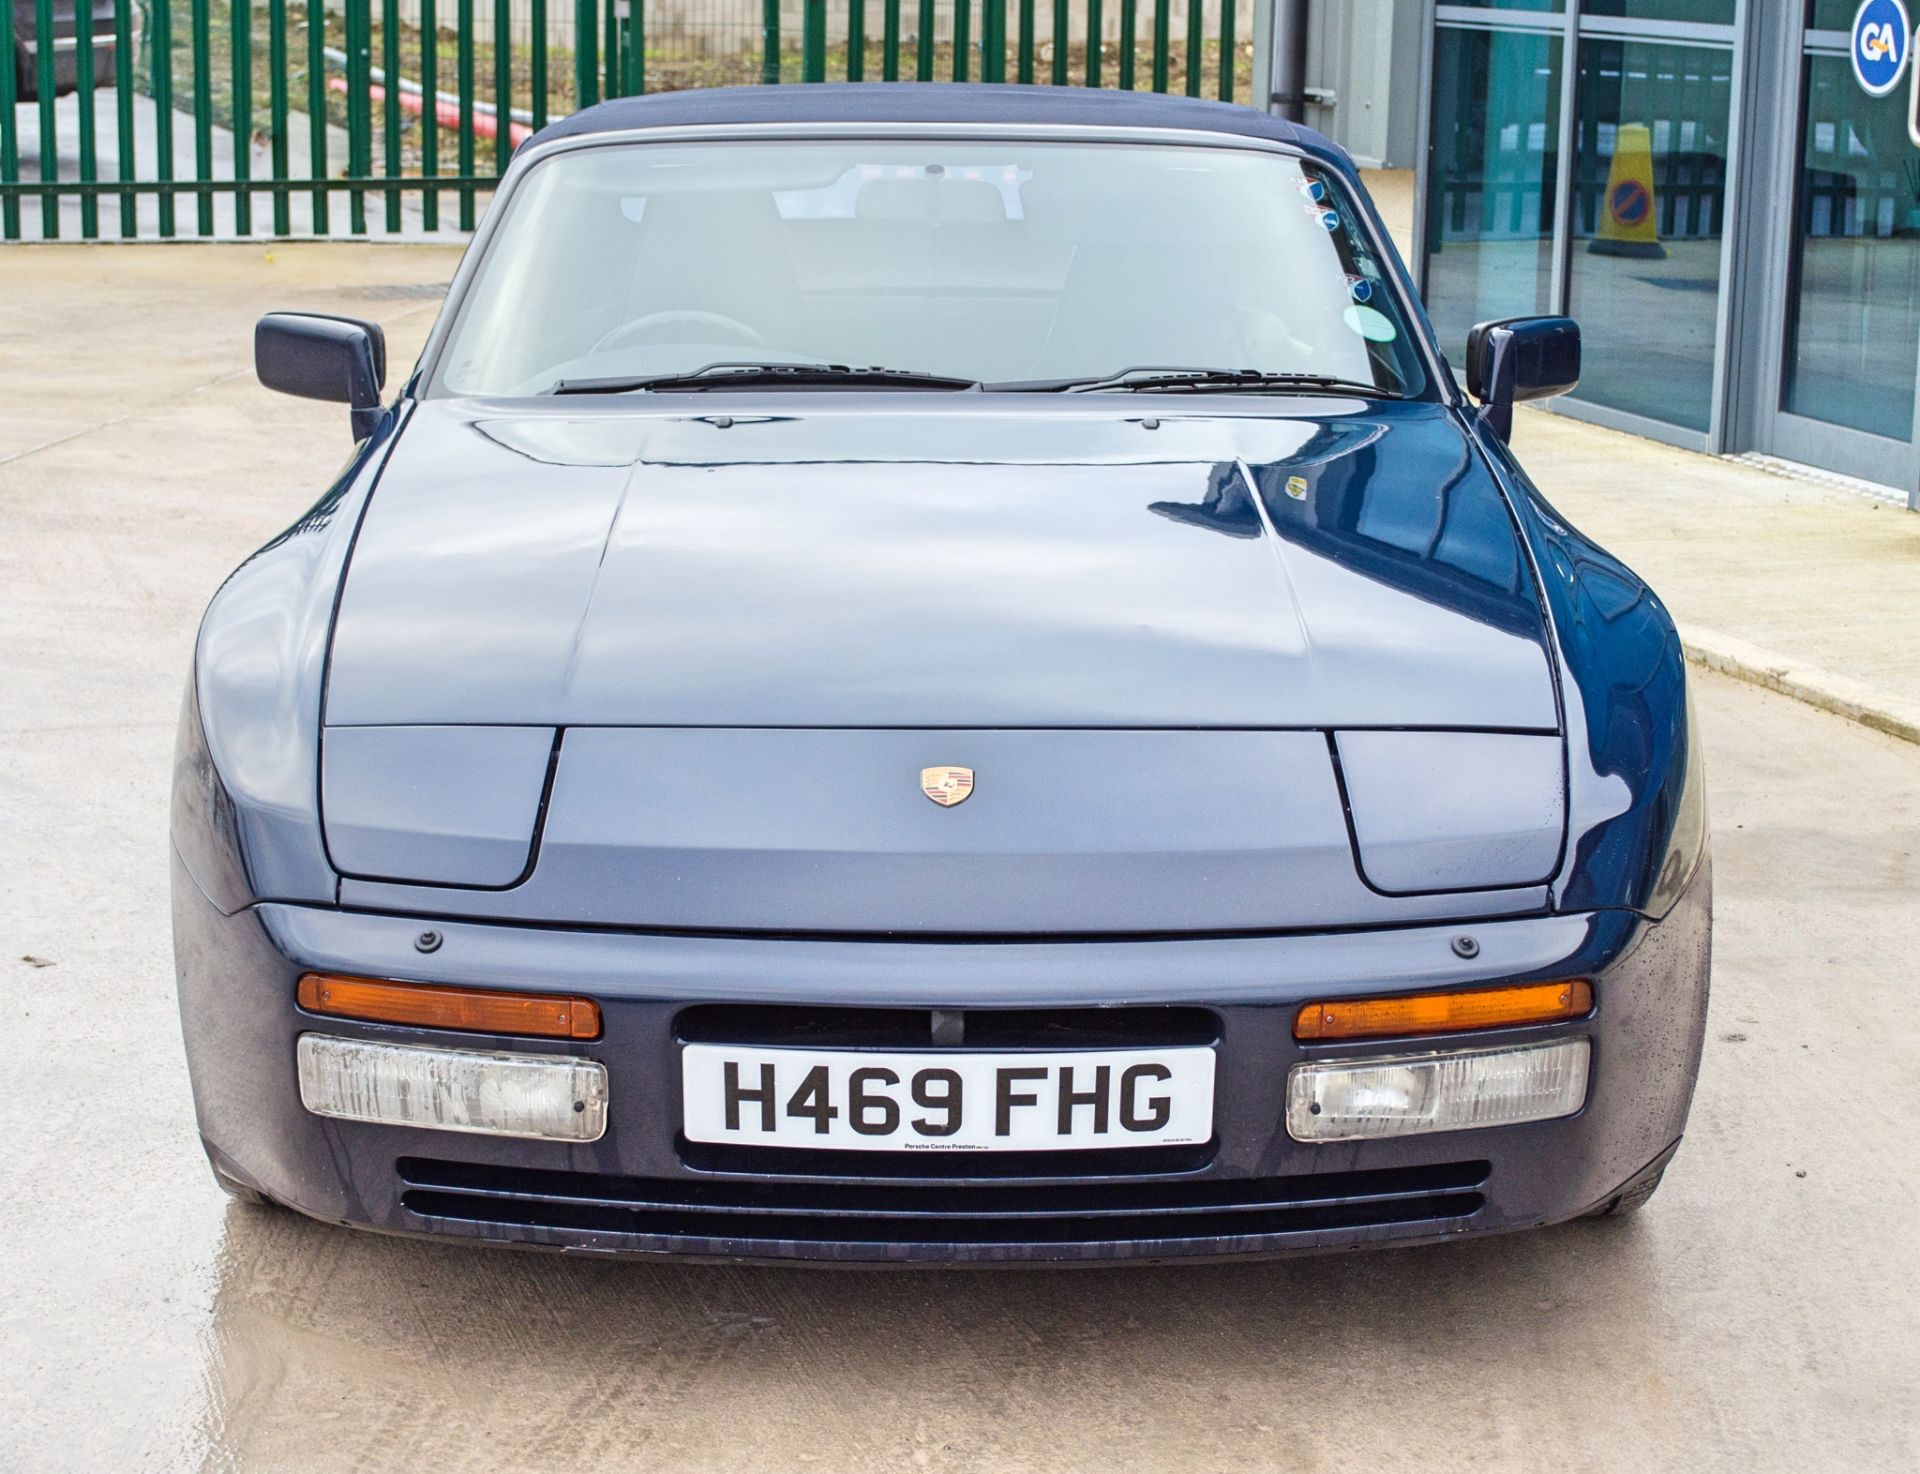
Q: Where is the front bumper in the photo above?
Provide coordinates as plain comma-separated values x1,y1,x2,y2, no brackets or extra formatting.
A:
173,855,1711,1265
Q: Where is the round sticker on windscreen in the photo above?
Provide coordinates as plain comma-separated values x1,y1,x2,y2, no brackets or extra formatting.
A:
1343,305,1398,342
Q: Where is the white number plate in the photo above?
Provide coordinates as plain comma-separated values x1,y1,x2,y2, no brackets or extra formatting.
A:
681,1044,1216,1152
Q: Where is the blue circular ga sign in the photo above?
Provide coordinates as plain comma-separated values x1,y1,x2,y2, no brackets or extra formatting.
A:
1853,0,1912,98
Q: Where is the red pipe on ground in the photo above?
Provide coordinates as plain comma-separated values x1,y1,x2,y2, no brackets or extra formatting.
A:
327,77,534,148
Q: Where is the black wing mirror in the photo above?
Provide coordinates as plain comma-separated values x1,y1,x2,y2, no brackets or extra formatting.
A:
1465,316,1580,443
254,313,388,441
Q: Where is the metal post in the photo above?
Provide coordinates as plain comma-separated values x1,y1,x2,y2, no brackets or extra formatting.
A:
804,0,825,81
114,0,135,235
1272,0,1307,119
348,0,370,231
493,0,512,170
532,0,548,128
191,0,214,235
387,0,410,228
153,0,176,236
0,0,17,240
234,0,254,236
603,0,619,96
35,0,57,236
457,0,474,228
626,0,644,94
421,0,438,229
1408,0,1434,294
1218,0,1232,101
1547,1,1580,318
1704,0,1760,459
577,0,600,105
75,0,98,236
304,0,325,235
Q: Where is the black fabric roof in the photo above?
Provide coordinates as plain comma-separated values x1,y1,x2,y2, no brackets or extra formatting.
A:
528,83,1341,163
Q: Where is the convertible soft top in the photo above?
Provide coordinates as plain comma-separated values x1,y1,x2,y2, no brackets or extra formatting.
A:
525,82,1347,167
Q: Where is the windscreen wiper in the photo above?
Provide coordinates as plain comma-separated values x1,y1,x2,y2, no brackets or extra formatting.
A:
987,366,1399,398
549,361,980,394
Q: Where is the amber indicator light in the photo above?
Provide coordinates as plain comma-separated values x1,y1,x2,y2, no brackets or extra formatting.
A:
296,974,602,1040
1294,980,1593,1042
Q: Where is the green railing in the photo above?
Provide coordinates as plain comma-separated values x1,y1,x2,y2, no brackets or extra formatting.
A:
1,0,1253,240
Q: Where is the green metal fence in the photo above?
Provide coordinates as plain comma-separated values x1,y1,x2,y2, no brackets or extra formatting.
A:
1,0,1254,240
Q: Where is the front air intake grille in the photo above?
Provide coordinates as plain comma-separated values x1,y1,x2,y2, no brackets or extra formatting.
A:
396,1157,1489,1258
674,1004,1222,1050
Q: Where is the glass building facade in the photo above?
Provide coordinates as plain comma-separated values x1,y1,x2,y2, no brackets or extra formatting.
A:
1413,1,1920,507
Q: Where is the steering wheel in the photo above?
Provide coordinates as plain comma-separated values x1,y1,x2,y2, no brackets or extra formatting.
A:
589,310,765,355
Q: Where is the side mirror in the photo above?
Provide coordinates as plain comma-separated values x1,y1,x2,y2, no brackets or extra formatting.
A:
1465,316,1580,443
255,313,388,441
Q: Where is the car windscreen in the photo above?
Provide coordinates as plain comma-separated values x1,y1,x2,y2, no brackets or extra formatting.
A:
431,138,1432,399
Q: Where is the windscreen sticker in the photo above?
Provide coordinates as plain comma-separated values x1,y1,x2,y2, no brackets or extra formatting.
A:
1346,274,1374,303
1343,304,1399,343
1306,205,1341,230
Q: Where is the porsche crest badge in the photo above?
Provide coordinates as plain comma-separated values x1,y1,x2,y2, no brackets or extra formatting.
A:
921,766,975,807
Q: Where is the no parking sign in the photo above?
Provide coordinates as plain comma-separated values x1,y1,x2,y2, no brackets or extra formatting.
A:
1853,0,1911,97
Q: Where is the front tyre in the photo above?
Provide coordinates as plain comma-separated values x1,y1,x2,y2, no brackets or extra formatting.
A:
1583,1166,1665,1219
211,1164,275,1207
204,1141,278,1208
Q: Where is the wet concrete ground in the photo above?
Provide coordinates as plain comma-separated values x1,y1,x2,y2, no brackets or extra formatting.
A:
2,245,1916,1472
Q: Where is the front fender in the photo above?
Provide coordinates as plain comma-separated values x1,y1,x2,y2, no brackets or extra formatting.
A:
175,409,408,907
1478,422,1707,919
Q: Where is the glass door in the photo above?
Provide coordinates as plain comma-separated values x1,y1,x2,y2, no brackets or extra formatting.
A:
1759,2,1920,490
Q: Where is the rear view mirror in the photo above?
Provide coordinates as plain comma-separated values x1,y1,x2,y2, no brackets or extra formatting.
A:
255,313,388,441
1465,316,1580,443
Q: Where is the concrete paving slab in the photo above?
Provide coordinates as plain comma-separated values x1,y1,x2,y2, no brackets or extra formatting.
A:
0,242,457,461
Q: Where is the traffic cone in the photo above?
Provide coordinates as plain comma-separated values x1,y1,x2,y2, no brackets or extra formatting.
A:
1588,122,1666,259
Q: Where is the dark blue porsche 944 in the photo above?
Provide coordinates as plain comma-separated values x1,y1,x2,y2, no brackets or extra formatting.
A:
172,84,1710,1265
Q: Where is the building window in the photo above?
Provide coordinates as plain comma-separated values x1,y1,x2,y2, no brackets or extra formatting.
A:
1564,37,1734,433
1423,25,1563,365
1780,51,1920,442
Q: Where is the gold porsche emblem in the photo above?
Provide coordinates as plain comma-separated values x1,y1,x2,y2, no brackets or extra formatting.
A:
921,766,975,807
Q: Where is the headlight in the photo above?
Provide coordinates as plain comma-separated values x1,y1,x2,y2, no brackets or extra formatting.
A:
1286,1039,1590,1142
297,1034,609,1141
